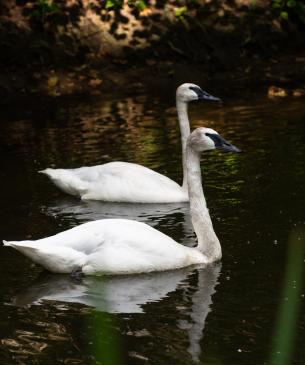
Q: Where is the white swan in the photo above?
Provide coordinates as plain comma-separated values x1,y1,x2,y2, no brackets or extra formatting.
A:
39,83,220,203
3,127,240,275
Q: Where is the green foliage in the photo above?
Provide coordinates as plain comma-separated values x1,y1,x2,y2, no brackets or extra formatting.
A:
269,228,305,365
29,0,60,23
104,0,123,10
175,6,188,20
132,0,147,12
272,0,305,24
103,0,146,11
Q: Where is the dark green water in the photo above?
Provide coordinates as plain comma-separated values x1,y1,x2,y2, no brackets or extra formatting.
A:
0,91,305,364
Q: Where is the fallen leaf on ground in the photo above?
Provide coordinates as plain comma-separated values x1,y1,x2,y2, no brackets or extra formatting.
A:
293,88,305,97
268,86,287,98
48,76,58,88
89,78,103,87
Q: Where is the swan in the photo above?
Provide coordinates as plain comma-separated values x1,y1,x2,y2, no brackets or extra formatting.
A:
3,127,240,275
39,83,220,203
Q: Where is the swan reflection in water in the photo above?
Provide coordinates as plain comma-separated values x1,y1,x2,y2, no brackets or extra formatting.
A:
43,197,190,228
11,264,220,362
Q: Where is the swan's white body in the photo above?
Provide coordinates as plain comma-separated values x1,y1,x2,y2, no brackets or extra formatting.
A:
4,126,240,275
41,162,188,203
4,219,205,275
40,83,219,202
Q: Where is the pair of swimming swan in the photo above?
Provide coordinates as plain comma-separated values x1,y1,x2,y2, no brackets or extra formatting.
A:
3,83,241,276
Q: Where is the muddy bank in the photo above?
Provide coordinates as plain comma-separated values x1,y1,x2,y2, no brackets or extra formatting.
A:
0,0,305,103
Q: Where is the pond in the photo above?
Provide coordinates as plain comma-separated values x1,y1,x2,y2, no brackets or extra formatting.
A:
0,89,305,364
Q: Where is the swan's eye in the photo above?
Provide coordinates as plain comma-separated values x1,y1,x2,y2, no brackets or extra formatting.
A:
189,86,205,97
205,133,222,147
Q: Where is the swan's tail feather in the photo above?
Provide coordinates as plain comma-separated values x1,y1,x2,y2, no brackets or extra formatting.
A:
3,240,30,247
39,168,88,197
3,241,45,267
38,168,49,175
3,240,40,254
4,239,86,274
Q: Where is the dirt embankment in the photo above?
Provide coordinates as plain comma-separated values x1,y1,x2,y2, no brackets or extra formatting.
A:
1,0,305,103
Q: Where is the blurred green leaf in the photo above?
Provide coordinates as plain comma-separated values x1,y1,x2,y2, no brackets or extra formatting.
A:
280,10,289,19
272,0,305,24
105,0,115,9
175,6,187,18
287,0,296,7
136,0,147,11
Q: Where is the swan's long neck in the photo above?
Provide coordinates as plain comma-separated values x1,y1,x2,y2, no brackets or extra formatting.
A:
176,99,191,190
186,145,222,262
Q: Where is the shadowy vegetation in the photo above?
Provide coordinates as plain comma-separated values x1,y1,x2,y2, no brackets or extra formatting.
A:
270,228,305,365
272,0,305,24
3,0,304,67
0,0,305,101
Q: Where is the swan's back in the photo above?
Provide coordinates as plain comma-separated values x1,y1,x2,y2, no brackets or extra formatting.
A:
41,162,188,203
4,219,205,275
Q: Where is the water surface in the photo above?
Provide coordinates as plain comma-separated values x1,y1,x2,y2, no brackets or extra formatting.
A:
0,91,305,364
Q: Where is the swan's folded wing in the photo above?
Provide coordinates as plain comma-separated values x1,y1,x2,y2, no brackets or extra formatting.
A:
77,162,188,202
40,162,188,202
3,240,86,273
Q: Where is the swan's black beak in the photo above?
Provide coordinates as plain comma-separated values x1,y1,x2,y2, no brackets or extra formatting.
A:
206,133,241,153
218,140,241,153
190,86,222,102
199,91,221,102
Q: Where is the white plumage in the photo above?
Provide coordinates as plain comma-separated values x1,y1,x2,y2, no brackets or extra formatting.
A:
4,219,205,275
4,127,240,275
40,83,220,202
41,162,188,203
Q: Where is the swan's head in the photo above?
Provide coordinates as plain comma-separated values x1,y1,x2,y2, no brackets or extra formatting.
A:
176,83,221,103
188,127,241,153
